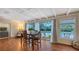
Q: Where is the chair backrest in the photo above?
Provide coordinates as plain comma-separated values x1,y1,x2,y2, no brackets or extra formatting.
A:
23,30,33,40
38,31,41,39
35,31,41,39
23,30,27,39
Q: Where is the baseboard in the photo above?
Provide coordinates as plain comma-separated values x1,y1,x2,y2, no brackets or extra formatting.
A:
0,37,9,39
0,37,15,39
52,42,72,47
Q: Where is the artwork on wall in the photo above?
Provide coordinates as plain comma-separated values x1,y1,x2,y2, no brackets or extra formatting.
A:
0,27,7,31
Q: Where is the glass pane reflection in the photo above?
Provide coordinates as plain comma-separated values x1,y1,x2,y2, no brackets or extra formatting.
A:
60,19,76,40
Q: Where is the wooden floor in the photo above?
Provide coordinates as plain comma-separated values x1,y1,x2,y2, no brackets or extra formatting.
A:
0,38,78,51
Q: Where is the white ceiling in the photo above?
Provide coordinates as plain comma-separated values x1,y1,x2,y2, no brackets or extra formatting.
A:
0,8,79,21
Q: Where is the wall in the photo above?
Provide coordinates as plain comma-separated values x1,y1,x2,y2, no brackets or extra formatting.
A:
0,17,25,38
10,20,25,37
56,12,79,45
0,23,10,38
0,17,11,38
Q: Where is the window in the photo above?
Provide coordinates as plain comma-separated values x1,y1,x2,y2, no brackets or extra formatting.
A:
39,21,52,39
27,23,35,31
40,21,51,31
60,18,76,40
26,20,53,41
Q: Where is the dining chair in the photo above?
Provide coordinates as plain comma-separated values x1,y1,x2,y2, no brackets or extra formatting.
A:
23,30,33,48
32,31,41,50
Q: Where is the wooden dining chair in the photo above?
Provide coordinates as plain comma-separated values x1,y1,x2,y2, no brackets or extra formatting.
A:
23,30,33,48
36,31,41,47
32,31,41,50
22,30,29,47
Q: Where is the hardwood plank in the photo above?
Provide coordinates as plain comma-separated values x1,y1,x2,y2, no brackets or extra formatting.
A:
0,38,78,51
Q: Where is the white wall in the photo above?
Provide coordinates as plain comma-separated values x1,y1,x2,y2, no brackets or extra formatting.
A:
0,22,18,38
10,24,18,37
0,23,11,37
0,17,24,38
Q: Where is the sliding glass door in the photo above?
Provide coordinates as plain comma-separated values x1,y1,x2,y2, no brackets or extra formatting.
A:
39,20,53,41
26,20,53,42
60,18,76,40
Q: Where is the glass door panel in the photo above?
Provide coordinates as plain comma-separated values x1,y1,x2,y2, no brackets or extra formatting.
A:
26,20,53,42
39,20,53,41
60,18,76,40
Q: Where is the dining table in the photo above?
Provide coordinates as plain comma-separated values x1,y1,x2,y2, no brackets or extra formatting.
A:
21,30,41,50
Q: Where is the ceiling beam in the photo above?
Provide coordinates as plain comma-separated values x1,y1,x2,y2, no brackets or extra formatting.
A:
51,9,56,17
66,8,71,16
38,9,48,18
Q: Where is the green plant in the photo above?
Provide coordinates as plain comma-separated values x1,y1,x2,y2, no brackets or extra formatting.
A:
48,35,51,38
28,28,33,31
